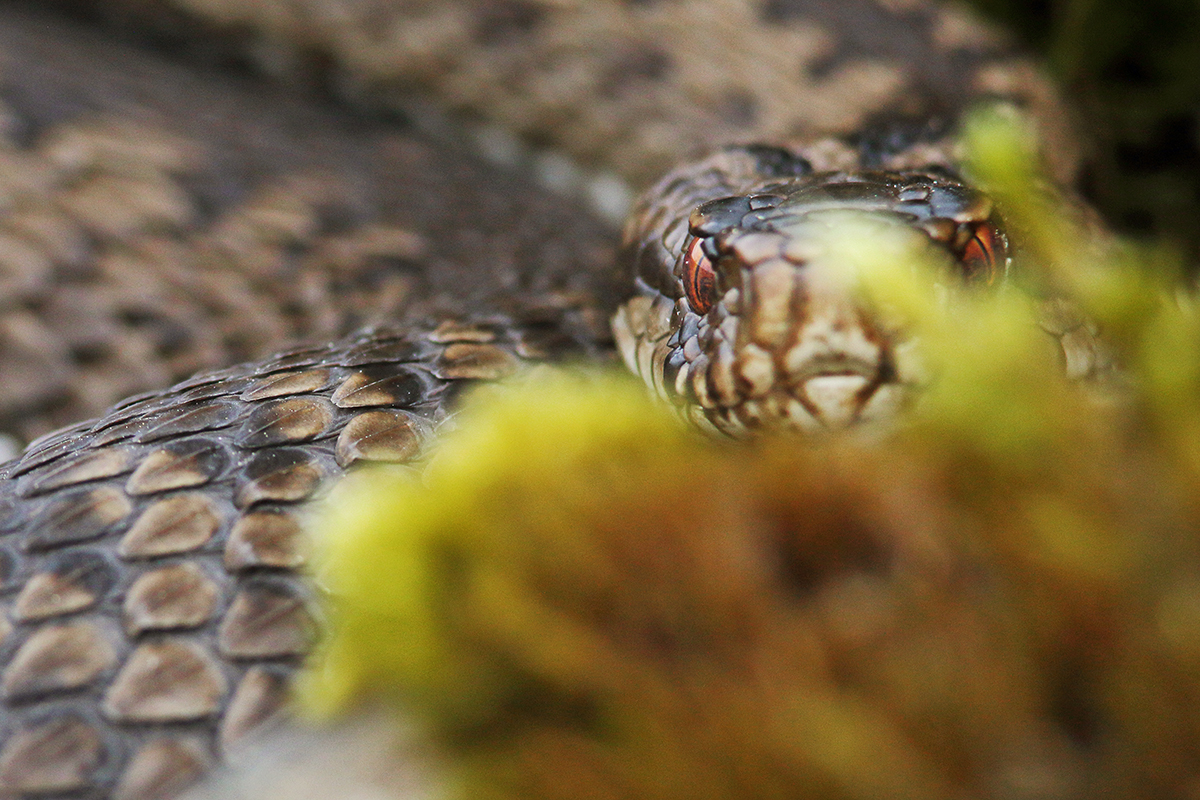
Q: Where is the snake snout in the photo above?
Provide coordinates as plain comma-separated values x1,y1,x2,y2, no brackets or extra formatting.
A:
799,372,878,428
776,317,908,432
612,276,916,437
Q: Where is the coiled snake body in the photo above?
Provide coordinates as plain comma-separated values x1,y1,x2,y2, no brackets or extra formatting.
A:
0,2,1088,798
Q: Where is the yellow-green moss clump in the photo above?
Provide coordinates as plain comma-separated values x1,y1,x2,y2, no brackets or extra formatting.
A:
302,114,1200,800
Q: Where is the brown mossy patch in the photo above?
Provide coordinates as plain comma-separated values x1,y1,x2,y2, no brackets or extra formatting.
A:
303,114,1200,800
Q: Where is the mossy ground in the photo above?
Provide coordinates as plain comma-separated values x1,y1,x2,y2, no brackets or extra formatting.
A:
301,115,1200,799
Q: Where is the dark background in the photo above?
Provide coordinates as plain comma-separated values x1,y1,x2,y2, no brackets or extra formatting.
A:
969,0,1200,265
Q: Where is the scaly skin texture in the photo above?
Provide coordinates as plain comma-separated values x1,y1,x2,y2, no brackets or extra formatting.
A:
0,2,1079,798
0,0,1079,441
60,0,1081,185
0,4,618,442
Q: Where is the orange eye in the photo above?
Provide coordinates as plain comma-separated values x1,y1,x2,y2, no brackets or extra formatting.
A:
960,222,1005,284
682,237,718,314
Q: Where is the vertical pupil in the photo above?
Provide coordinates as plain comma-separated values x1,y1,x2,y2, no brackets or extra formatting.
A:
962,222,1003,283
683,237,717,314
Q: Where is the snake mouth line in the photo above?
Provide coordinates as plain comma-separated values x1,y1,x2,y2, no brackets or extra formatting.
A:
789,367,901,430
697,347,911,434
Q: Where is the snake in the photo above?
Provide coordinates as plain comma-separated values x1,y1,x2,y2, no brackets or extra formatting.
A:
0,1,1103,798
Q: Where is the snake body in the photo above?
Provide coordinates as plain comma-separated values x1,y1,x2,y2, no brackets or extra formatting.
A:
0,2,1084,798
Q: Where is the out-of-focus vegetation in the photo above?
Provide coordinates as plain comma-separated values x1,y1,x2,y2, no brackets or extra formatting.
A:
301,113,1200,800
968,0,1200,264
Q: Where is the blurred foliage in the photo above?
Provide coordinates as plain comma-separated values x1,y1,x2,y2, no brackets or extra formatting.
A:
302,114,1200,800
965,0,1200,264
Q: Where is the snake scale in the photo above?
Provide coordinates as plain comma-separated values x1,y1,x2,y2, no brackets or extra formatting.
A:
0,2,1084,798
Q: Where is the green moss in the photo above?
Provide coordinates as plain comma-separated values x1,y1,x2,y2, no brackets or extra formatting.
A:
302,114,1200,798
302,371,702,723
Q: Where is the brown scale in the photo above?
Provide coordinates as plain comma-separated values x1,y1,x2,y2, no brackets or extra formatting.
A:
0,323,554,799
0,6,619,445
51,0,1081,187
0,9,624,796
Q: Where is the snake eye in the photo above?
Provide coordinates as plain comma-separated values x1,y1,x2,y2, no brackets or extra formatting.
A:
682,236,718,314
960,221,1006,284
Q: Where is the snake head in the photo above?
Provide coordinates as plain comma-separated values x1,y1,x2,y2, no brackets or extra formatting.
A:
614,145,1009,436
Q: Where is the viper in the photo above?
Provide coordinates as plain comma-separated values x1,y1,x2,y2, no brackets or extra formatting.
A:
0,2,1094,798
